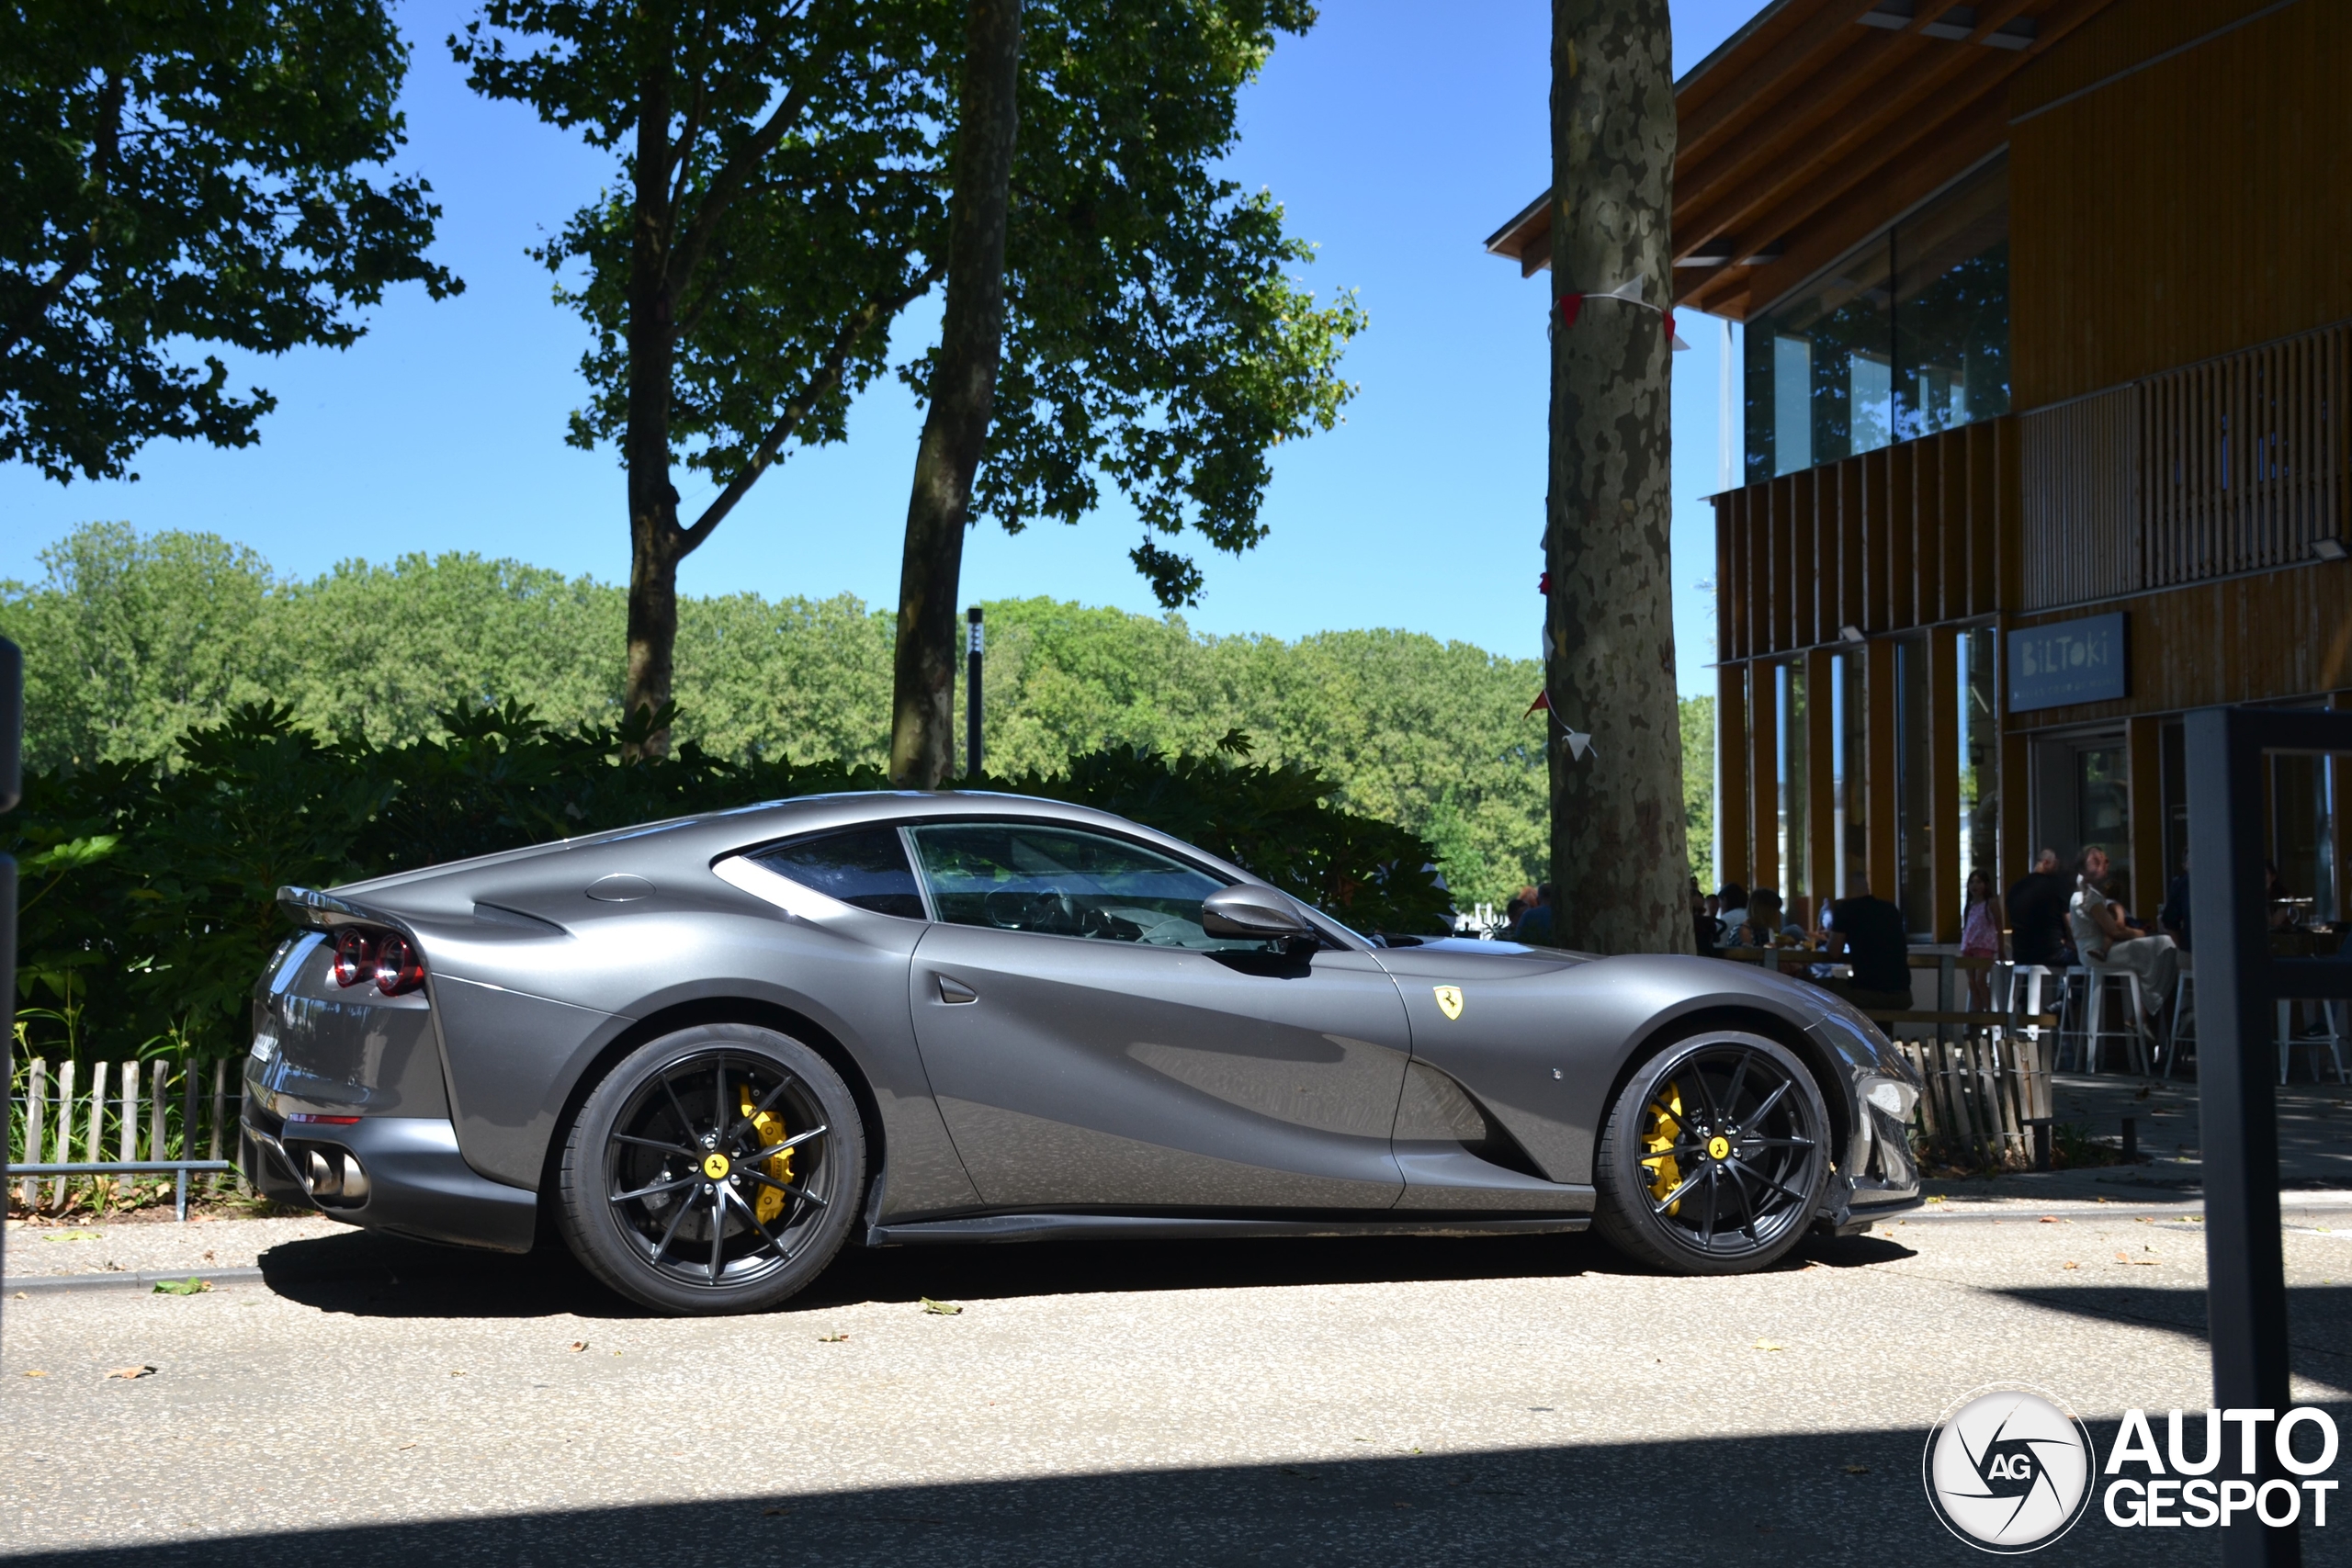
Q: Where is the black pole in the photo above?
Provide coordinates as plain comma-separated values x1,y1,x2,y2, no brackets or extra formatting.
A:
1,637,21,1335
966,605,984,781
2184,705,2298,1568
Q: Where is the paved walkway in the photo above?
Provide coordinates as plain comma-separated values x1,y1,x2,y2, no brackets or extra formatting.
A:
5,1193,2352,1565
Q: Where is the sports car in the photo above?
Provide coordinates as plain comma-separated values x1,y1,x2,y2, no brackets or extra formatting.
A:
244,790,1922,1314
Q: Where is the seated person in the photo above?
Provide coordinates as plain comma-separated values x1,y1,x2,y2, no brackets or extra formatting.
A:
2006,849,2071,970
2069,846,2178,1024
1815,874,1913,1011
1713,883,1749,946
1741,888,1787,947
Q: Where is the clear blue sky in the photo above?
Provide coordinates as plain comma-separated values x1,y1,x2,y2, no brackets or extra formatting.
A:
1,1,1759,698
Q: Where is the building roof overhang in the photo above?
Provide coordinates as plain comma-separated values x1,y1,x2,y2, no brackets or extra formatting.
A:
1484,0,2115,321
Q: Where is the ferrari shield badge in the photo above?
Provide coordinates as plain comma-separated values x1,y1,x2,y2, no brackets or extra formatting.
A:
1432,986,1464,1021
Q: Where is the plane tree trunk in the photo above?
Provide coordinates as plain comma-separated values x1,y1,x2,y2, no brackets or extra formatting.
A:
1543,0,1691,954
888,0,1023,787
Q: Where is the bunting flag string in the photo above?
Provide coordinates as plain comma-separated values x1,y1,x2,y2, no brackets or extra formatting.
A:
1521,689,1600,761
1555,275,1690,350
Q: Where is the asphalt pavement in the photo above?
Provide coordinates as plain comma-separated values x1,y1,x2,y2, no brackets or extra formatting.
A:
6,1184,2352,1567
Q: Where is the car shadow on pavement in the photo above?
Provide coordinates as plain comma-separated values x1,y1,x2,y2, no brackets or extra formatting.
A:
8,1416,2278,1568
256,1225,1918,1320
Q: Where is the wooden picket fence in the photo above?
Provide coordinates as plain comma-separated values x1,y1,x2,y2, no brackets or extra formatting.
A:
9,1055,247,1213
1889,1026,2057,1168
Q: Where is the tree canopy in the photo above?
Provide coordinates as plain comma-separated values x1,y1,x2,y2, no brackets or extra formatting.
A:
1,525,1717,906
1,0,458,481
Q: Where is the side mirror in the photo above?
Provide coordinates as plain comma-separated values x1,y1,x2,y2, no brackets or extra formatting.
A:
1201,884,1316,939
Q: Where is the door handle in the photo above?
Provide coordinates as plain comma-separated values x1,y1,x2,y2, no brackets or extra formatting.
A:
936,975,978,1005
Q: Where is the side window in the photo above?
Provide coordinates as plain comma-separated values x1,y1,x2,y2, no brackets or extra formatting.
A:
754,827,926,919
908,823,1259,948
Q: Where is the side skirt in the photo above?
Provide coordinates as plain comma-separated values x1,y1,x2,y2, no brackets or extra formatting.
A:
865,1213,1590,1247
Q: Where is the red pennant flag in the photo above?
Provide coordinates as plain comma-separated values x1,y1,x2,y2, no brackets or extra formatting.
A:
1662,310,1675,338
1538,570,1550,595
1557,293,1583,329
1523,689,1551,718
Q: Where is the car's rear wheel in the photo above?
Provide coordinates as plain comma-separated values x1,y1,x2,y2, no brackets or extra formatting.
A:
1591,1030,1828,1276
555,1024,865,1315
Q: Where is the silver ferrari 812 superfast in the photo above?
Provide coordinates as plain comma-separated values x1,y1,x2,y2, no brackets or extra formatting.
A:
244,791,1921,1314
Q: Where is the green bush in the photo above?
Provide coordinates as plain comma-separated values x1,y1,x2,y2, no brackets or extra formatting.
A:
5,703,1446,1065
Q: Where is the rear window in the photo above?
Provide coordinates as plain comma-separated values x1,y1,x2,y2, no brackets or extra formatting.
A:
754,827,926,919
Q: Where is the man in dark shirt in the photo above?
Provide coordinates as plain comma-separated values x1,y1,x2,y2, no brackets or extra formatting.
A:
1820,874,1912,1010
2006,848,2073,967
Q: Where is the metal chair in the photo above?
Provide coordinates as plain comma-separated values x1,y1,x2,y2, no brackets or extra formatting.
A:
2079,963,2154,1076
1997,963,2057,1122
2278,998,2350,1085
2165,969,2195,1078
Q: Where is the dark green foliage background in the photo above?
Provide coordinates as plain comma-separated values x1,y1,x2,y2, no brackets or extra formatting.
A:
2,523,1718,1061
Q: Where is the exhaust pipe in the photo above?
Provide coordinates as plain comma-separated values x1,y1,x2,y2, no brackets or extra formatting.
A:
301,1148,368,1205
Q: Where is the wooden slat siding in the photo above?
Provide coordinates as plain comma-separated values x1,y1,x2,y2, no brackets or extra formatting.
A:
2010,0,2352,409
1944,429,1971,623
1775,475,1798,655
2140,320,2352,592
1748,490,1770,660
1719,663,1751,890
1928,627,1962,942
1865,637,1900,902
1862,446,1890,635
1750,660,1781,897
1839,460,1866,637
1910,435,1939,632
1717,494,1740,661
1996,421,2025,613
2020,385,2137,609
2127,716,2165,923
1792,470,1817,653
1968,422,1999,615
1887,443,1916,632
1806,646,1839,912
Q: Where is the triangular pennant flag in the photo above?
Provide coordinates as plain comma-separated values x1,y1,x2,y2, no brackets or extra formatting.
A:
1523,689,1551,718
1597,276,1645,305
1556,293,1584,329
1666,310,1690,350
1564,729,1597,761
1538,570,1550,595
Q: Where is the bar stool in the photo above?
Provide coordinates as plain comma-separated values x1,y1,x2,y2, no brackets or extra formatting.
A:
2078,963,2154,1076
2164,969,2195,1078
2278,997,2350,1085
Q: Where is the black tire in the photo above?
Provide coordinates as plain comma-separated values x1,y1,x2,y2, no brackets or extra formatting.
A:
1591,1030,1829,1276
554,1023,865,1315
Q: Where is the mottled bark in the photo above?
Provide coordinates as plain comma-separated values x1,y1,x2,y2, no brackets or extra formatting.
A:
1544,0,1690,954
621,57,683,754
888,0,1023,787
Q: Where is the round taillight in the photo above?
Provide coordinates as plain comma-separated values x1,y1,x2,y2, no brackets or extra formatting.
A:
375,933,425,996
332,929,375,987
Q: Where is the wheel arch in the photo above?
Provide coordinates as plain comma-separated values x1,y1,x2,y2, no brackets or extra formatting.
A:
533,996,888,1216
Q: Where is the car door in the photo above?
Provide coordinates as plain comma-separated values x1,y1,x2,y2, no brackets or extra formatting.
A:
903,819,1411,1211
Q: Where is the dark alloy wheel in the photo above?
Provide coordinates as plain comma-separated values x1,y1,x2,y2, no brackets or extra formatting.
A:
555,1024,865,1314
1591,1031,1830,1276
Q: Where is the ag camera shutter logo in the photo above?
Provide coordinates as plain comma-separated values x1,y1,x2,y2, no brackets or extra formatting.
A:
1923,1385,2097,1552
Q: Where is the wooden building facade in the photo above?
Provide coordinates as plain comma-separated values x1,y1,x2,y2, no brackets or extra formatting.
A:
1487,0,2352,942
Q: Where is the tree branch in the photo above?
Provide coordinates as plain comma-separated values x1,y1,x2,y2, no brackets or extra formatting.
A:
0,72,122,363
677,259,944,555
666,3,837,295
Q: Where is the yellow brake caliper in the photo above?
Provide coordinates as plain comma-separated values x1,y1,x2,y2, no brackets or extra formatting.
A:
1644,1082,1686,1214
739,1089,796,1226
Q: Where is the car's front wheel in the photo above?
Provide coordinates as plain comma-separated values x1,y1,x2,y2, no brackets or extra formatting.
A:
554,1023,865,1314
1591,1030,1829,1275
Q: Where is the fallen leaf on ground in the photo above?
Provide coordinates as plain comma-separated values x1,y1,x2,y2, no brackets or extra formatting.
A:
44,1231,100,1243
1926,1195,1948,1205
1753,1339,1787,1351
2040,1216,2064,1224
396,1442,416,1451
152,1278,209,1295
1843,1464,1870,1474
2064,1261,2080,1269
920,1297,962,1315
22,1371,46,1378
568,1341,588,1353
449,1370,465,1376
202,1251,215,1261
105,1365,156,1380
818,1333,849,1343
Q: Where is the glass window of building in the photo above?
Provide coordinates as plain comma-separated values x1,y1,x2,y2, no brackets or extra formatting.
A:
1745,152,2010,481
